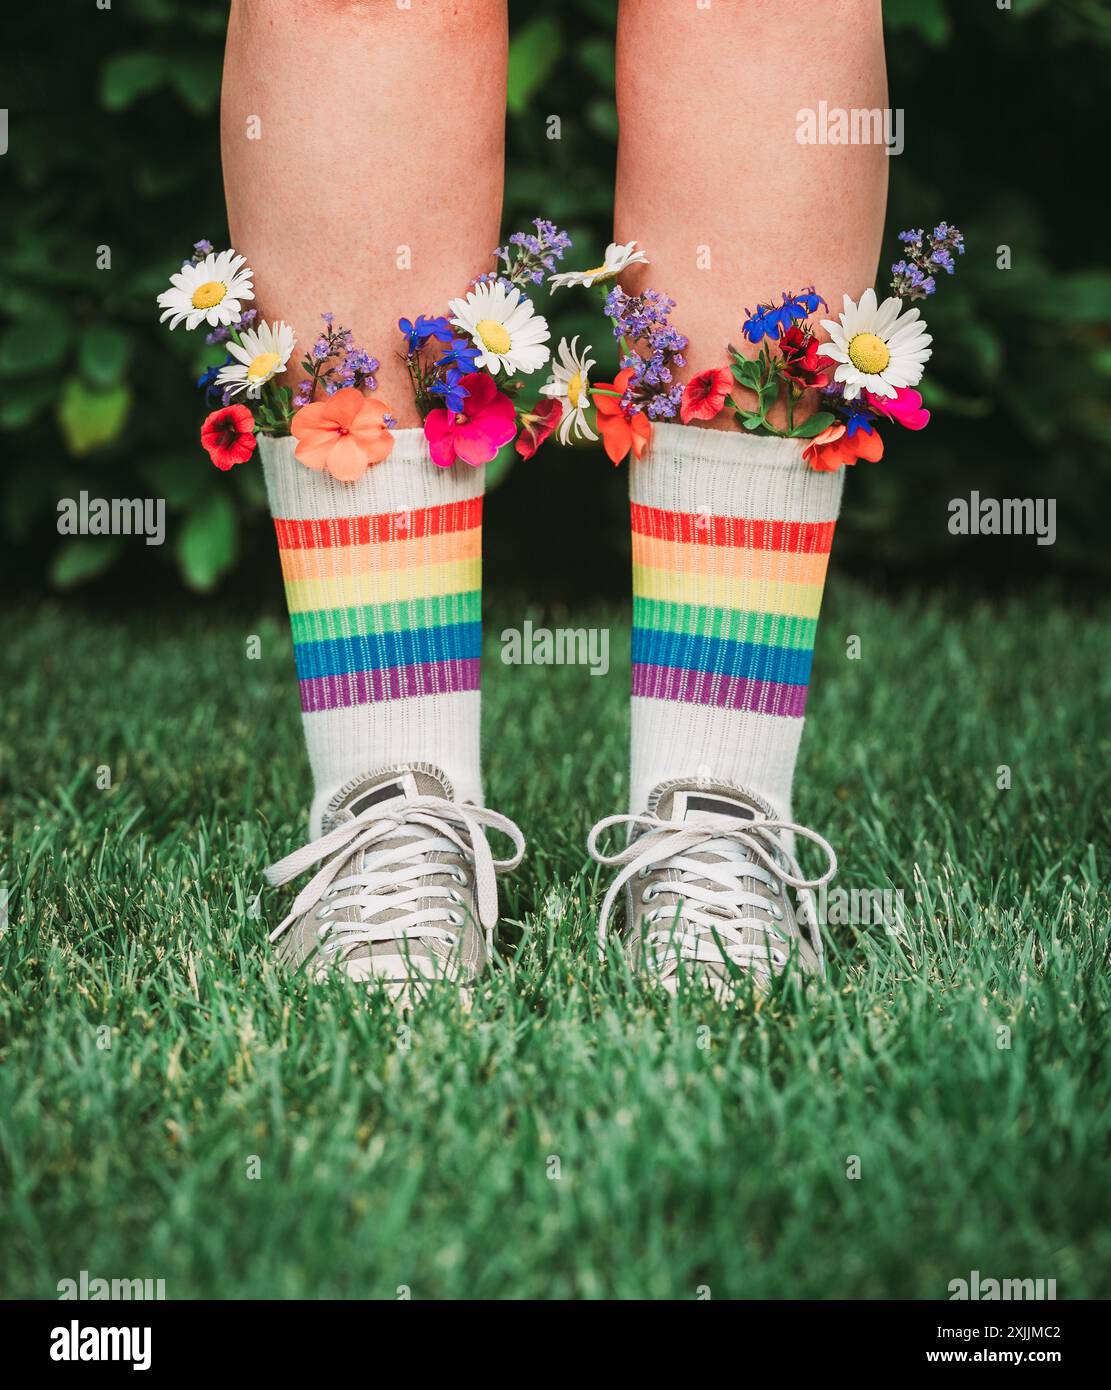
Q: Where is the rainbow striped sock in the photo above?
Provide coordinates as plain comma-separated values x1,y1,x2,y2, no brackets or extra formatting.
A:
629,423,843,819
260,430,483,833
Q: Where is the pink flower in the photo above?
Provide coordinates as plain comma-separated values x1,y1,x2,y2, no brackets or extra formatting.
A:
424,372,516,468
864,386,930,431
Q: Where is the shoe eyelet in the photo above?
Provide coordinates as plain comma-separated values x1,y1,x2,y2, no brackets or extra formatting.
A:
643,884,657,902
451,867,468,885
449,889,463,905
448,910,464,927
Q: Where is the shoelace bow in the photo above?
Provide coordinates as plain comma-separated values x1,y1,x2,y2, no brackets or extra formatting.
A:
587,811,837,979
265,796,526,961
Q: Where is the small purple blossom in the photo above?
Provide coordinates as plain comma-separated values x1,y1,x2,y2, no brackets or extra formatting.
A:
206,325,231,345
294,314,381,406
891,221,963,300
606,286,689,421
191,239,214,264
239,308,258,328
495,218,572,289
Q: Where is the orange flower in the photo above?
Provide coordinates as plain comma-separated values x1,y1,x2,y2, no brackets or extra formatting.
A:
802,421,884,472
291,387,395,481
594,367,652,466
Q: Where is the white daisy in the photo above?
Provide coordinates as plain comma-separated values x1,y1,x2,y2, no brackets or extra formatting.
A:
818,287,932,400
157,248,255,331
548,240,649,292
215,320,296,398
539,336,598,444
448,280,550,376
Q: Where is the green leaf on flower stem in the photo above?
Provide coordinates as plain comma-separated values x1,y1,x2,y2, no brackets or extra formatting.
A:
79,324,132,388
57,378,131,455
508,16,563,116
731,359,760,388
740,413,765,431
49,539,121,590
100,52,168,111
176,490,239,593
789,411,836,439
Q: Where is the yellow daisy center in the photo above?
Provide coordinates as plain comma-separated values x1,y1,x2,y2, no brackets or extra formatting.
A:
583,265,611,279
191,280,227,310
567,371,586,408
246,351,280,382
476,319,511,355
847,332,891,375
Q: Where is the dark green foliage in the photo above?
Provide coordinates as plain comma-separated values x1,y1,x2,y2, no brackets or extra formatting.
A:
2,0,1108,598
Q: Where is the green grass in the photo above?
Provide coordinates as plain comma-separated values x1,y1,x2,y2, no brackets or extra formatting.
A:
2,586,1109,1300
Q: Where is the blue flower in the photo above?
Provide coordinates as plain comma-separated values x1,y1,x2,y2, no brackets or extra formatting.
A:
436,337,481,374
743,289,825,344
844,410,876,438
429,367,470,413
197,359,231,404
399,315,453,353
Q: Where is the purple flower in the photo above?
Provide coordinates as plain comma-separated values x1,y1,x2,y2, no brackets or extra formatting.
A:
496,218,572,289
891,221,963,300
606,286,689,421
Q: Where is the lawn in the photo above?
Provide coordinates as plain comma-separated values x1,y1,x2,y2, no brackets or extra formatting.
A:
2,584,1109,1300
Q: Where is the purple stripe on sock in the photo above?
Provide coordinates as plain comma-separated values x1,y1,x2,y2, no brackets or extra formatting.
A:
299,658,481,713
632,662,809,718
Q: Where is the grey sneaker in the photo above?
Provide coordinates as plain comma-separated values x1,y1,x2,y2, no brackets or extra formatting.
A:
587,777,837,1001
264,764,525,1005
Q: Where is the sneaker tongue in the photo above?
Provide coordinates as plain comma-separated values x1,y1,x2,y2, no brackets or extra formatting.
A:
650,780,776,828
323,764,453,831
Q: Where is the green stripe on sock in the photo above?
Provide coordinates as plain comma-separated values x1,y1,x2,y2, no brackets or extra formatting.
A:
289,591,482,646
632,597,818,651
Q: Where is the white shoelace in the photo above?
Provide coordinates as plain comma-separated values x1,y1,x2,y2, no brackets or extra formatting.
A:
587,812,837,980
265,796,526,963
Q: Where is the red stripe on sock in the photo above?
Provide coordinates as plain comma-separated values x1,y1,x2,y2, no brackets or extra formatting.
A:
630,501,835,554
274,496,483,550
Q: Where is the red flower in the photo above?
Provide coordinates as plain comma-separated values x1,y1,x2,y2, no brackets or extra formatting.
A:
594,367,652,466
779,325,831,390
201,404,257,471
515,398,563,459
802,421,884,472
680,366,732,425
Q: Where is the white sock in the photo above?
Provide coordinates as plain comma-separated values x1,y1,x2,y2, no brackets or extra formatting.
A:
629,422,844,820
260,429,483,833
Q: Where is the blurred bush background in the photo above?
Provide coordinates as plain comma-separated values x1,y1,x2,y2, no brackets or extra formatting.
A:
2,0,1109,608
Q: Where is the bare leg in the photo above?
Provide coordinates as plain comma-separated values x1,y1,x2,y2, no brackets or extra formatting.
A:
615,0,888,424
221,0,508,426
